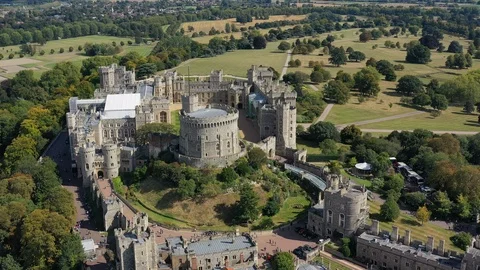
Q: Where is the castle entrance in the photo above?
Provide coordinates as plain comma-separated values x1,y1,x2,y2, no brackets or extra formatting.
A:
97,171,104,179
269,149,273,158
237,103,243,109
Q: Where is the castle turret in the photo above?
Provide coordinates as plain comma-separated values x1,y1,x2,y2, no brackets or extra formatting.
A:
80,144,96,187
182,94,198,114
103,144,119,179
154,76,164,97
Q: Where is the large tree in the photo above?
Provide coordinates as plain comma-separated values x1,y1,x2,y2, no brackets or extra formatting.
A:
396,75,424,96
380,195,400,222
340,125,362,144
406,44,431,64
353,67,381,96
236,184,259,223
324,80,350,104
447,40,463,53
328,47,347,67
272,252,295,270
307,122,340,142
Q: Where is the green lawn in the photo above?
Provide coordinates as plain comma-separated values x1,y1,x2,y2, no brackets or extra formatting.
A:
175,40,287,77
368,200,462,253
341,169,372,188
312,255,351,270
171,110,180,129
271,196,310,225
360,106,480,132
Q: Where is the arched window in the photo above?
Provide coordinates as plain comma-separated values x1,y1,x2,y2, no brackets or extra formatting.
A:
339,214,345,228
86,163,89,170
327,210,333,224
160,111,167,122
227,141,230,148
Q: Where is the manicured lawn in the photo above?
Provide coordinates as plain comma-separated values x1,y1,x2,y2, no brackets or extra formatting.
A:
175,40,288,77
368,200,463,253
360,106,480,132
171,110,180,129
341,169,372,188
271,196,310,225
312,255,351,270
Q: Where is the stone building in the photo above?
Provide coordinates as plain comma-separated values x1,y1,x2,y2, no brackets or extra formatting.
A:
307,168,369,238
115,213,159,270
356,222,463,270
97,64,136,97
462,235,480,270
176,95,246,168
158,234,258,270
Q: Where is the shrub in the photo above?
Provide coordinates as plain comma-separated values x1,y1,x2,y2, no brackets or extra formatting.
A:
451,232,472,251
8,53,14,59
59,48,64,53
68,46,74,52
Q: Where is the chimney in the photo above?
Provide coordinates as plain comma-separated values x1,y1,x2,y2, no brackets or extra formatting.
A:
404,230,411,246
371,220,379,235
438,239,445,256
391,226,399,242
426,236,434,252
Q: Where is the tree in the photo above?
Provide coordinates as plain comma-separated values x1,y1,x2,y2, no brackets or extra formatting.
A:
396,75,424,96
278,41,290,51
380,195,400,221
319,139,338,155
56,234,85,270
335,71,354,88
252,36,267,49
225,23,231,33
0,255,21,270
348,51,366,62
412,93,431,107
447,40,463,53
248,147,267,169
135,123,178,145
340,238,352,257
324,80,350,104
366,57,377,67
217,167,238,186
451,232,472,251
404,192,427,210
307,122,340,142
431,94,448,111
310,71,324,83
43,186,76,224
416,205,431,225
464,101,475,113
74,80,95,99
263,194,281,216
4,136,38,173
328,47,347,67
340,125,362,144
454,194,471,220
236,184,259,223
136,63,157,79
354,67,381,96
406,44,431,64
375,60,393,76
177,179,196,199
432,191,452,219
272,252,295,270
282,71,309,85
359,31,372,42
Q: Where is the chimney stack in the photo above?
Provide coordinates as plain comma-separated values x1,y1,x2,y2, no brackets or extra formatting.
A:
371,220,379,235
438,239,445,256
391,226,399,242
426,236,434,252
404,230,411,246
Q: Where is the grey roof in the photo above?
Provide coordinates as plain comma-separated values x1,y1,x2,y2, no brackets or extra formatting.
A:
188,108,227,119
358,233,462,268
187,236,254,256
296,264,327,270
285,164,326,191
467,246,480,257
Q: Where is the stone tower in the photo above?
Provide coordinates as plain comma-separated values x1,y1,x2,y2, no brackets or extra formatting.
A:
275,103,296,155
182,94,198,114
103,144,119,180
153,76,164,97
79,144,96,187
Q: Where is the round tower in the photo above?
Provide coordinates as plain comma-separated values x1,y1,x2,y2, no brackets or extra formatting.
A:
80,145,96,187
103,144,119,179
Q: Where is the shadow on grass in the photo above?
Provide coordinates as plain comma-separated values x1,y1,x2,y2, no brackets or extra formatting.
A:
452,111,475,116
395,102,432,112
370,213,384,221
307,154,340,163
214,203,237,226
400,218,421,227
155,189,180,210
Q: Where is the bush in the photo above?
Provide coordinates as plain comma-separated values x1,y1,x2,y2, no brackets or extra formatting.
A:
19,54,24,58
254,217,275,230
8,53,14,59
59,48,64,53
380,196,400,221
68,46,74,52
77,45,83,51
39,50,45,56
50,49,55,54
451,232,472,251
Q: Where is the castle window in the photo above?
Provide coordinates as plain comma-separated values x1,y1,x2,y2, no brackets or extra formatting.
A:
416,267,420,270
131,129,135,136
406,262,410,267
327,210,333,224
110,130,114,137
104,130,108,137
233,255,236,260
206,136,208,141
179,259,183,264
86,164,89,170
160,111,167,122
216,144,220,150
339,214,345,228
111,163,114,166
382,262,386,267
227,141,230,148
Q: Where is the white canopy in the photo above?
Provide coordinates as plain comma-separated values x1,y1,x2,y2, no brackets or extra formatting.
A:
355,162,372,171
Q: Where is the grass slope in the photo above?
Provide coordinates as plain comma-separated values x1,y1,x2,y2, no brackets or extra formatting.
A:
175,40,287,77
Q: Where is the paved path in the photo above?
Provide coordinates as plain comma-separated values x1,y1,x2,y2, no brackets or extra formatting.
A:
298,103,334,129
280,50,292,78
335,111,426,129
360,128,479,135
309,84,319,91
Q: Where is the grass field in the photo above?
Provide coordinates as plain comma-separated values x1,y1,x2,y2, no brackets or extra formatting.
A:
313,255,351,270
175,40,288,77
191,26,296,44
0,35,155,78
368,200,462,253
182,15,306,34
359,106,480,131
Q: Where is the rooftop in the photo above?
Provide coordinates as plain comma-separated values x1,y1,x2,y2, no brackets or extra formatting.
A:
102,93,141,119
187,235,255,256
358,233,462,269
187,108,228,119
81,239,96,252
285,164,326,191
